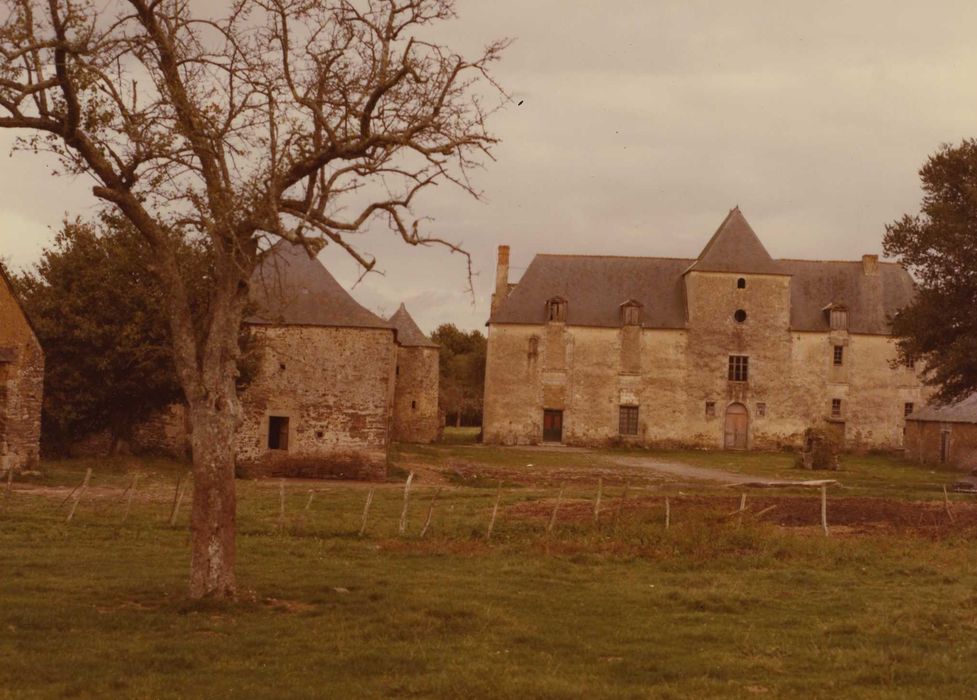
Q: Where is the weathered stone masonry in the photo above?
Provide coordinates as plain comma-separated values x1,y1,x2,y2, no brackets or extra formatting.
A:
484,208,926,451
0,266,43,471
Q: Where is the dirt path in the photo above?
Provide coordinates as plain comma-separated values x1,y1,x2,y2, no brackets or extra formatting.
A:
607,455,793,485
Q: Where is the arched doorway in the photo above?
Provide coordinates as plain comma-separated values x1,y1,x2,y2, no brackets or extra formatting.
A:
724,403,748,450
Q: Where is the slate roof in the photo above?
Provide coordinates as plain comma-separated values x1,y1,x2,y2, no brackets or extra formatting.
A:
907,394,977,424
490,208,916,335
388,304,438,348
685,207,786,275
247,241,393,331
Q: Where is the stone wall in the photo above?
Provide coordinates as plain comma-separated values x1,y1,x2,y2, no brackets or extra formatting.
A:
391,345,440,443
483,271,925,451
905,420,977,471
235,325,396,479
0,274,43,471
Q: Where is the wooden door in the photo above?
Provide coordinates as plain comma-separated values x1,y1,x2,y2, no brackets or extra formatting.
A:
723,403,748,450
543,409,563,443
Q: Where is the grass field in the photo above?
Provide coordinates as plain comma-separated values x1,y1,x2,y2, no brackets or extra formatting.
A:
3,446,977,698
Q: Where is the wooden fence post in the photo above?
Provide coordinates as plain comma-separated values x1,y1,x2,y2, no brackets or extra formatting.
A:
820,484,829,536
547,483,565,535
593,477,603,525
486,482,502,541
169,471,190,526
738,492,747,528
399,472,415,536
66,468,93,523
420,488,441,539
122,474,139,523
359,487,375,537
943,485,956,523
305,490,315,512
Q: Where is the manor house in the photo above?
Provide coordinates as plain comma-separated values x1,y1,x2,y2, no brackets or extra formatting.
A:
483,207,923,451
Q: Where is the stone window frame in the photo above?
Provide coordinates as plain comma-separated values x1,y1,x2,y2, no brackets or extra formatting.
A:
618,405,639,435
756,402,767,418
728,355,749,382
705,401,716,418
546,297,567,323
830,398,843,419
833,345,844,366
903,402,914,417
264,410,297,452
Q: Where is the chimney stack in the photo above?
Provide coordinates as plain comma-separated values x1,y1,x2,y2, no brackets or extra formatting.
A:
491,245,511,316
862,254,879,275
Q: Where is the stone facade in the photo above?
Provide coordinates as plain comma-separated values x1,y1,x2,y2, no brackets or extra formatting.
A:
235,325,396,479
484,208,925,451
388,304,440,444
0,266,43,471
904,394,977,471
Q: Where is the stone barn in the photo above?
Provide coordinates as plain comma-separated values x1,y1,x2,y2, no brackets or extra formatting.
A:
0,264,43,471
484,207,925,451
904,395,977,471
388,304,440,443
236,241,399,479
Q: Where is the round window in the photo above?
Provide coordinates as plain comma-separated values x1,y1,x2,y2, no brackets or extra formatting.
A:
734,309,747,323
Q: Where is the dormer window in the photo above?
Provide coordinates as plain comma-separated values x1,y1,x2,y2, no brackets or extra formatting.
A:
620,300,642,326
546,297,567,323
824,304,849,331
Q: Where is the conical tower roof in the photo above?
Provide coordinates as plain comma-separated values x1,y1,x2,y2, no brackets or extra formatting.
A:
388,303,438,347
686,207,786,275
247,241,392,330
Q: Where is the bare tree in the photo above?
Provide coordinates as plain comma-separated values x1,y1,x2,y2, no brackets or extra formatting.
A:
0,0,507,598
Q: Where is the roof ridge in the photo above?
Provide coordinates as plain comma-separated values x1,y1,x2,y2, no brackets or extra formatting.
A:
535,253,695,262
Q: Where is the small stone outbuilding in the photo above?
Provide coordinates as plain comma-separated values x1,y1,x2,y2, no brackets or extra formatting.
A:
904,394,977,471
236,241,399,479
0,264,43,471
388,304,440,443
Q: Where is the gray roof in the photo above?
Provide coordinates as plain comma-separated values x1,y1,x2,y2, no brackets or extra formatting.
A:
490,209,916,334
908,394,977,424
685,207,786,276
782,259,915,334
492,255,693,329
388,304,438,348
247,241,393,331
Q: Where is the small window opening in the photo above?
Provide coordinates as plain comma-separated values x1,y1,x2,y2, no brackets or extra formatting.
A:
705,401,716,418
619,406,639,435
396,365,400,376
831,399,842,418
315,430,324,439
907,356,916,370
279,362,286,371
756,402,767,417
728,355,749,382
733,309,747,323
528,336,539,357
268,416,290,450
904,402,914,417
737,278,746,289
833,345,844,366
546,298,567,322
411,400,417,410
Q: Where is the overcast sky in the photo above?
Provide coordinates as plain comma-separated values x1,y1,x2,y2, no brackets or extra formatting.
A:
2,1,976,333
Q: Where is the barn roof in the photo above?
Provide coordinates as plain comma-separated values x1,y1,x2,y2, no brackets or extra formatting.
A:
388,304,438,348
247,241,393,331
489,208,916,335
907,394,977,424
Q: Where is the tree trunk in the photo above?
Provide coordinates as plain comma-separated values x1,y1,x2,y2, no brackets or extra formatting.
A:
187,397,238,599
